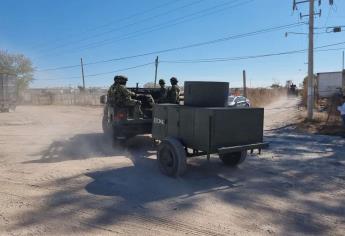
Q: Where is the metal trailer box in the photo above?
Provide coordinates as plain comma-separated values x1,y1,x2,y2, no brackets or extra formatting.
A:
0,74,17,112
317,71,345,98
184,81,229,107
152,104,264,153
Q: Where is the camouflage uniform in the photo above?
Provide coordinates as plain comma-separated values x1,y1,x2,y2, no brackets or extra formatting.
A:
158,79,167,103
166,77,180,104
109,75,143,119
107,82,118,103
113,84,134,105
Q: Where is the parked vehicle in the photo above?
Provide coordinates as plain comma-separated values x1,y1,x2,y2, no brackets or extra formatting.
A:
0,73,17,112
228,96,251,107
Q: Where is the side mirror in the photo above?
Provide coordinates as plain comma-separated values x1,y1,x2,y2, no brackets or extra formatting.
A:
100,95,107,104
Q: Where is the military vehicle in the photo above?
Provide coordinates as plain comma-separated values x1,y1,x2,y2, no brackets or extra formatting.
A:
152,81,268,176
100,87,161,140
101,81,268,177
286,80,298,97
0,73,17,112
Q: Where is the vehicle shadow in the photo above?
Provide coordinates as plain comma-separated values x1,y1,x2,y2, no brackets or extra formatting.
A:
13,134,239,234
220,129,345,234
12,129,345,235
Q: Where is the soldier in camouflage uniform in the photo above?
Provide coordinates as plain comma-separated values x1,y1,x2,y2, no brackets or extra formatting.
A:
107,76,119,103
166,77,180,104
109,75,143,119
157,79,167,103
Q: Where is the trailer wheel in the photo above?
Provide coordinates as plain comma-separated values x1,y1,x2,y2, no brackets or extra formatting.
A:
219,151,247,166
157,138,187,177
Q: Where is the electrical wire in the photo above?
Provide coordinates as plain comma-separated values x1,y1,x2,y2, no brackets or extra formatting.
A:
77,0,253,51
30,0,183,50
35,41,345,81
38,22,306,72
34,0,206,54
160,41,345,64
35,62,154,81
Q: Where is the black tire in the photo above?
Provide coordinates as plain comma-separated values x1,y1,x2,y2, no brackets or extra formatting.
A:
219,151,247,166
157,137,187,177
102,116,113,137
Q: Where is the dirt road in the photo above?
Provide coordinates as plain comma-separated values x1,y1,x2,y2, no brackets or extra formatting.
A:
0,97,344,235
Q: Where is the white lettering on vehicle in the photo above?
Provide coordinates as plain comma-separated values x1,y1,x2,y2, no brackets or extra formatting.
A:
153,117,165,125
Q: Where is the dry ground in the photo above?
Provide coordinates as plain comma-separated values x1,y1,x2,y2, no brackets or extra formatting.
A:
0,97,344,235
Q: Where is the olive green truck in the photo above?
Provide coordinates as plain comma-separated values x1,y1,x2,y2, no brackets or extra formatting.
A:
102,81,268,177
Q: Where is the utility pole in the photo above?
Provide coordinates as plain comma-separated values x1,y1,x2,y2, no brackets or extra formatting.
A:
293,0,324,120
342,51,344,71
80,58,85,90
307,0,315,120
154,56,159,88
243,70,247,97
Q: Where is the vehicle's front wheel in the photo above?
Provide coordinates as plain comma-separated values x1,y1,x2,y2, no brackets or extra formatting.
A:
157,137,187,177
219,151,247,166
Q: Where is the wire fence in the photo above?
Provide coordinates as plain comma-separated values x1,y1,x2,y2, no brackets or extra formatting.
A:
20,89,106,106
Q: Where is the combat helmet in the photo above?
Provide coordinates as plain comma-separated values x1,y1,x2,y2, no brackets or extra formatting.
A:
114,75,128,84
170,77,178,85
159,79,165,85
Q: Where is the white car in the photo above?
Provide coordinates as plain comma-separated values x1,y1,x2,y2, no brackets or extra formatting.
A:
228,96,251,107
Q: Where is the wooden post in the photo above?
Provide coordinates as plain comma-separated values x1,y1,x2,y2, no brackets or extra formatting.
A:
243,70,247,97
154,56,159,88
80,58,85,90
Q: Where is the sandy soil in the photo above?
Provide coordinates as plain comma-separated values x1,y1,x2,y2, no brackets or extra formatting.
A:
0,98,344,235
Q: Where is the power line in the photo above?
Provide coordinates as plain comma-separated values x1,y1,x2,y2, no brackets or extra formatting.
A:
30,0,183,50
38,22,306,72
160,41,345,63
35,41,345,82
35,62,154,81
37,0,252,57
77,0,253,51
34,0,205,54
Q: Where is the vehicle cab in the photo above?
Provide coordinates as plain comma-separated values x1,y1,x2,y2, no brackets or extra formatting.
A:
228,96,251,107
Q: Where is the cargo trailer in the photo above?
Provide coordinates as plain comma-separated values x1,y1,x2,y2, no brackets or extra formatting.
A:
152,81,268,177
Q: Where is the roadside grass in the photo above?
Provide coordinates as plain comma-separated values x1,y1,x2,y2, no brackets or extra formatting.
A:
296,110,344,136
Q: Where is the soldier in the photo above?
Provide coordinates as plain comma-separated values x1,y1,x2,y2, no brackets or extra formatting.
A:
107,76,119,103
112,75,143,119
157,79,167,103
166,77,180,104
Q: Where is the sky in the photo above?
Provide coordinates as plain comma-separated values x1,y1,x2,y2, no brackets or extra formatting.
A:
1,0,344,88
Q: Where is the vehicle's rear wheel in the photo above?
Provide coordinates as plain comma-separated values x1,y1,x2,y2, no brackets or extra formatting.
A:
157,137,187,177
102,116,113,137
219,151,247,166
